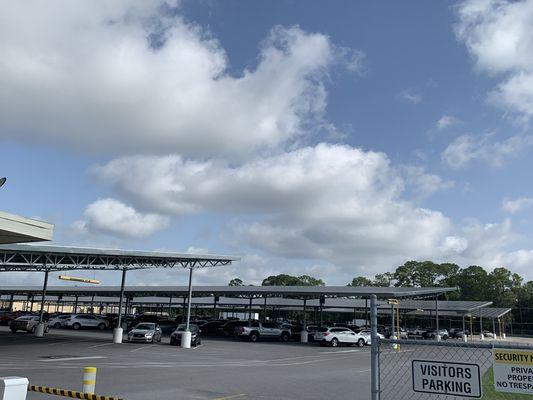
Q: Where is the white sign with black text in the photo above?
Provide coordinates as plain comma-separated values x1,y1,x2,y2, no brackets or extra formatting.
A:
412,360,481,398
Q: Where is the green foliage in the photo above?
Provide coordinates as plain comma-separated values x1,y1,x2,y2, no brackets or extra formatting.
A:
262,274,325,286
348,260,533,309
228,278,244,286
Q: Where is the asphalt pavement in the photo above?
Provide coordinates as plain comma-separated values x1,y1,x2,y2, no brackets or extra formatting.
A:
0,326,372,400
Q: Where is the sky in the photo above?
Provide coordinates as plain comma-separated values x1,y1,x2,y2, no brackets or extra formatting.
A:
1,0,533,287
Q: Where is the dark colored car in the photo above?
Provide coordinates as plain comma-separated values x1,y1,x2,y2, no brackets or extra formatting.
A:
0,311,17,326
220,320,249,337
199,320,227,336
170,324,201,346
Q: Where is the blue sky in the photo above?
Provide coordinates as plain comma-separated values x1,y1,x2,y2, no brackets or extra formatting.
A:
1,0,533,286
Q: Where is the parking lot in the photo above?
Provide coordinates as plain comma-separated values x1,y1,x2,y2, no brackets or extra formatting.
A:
0,326,372,400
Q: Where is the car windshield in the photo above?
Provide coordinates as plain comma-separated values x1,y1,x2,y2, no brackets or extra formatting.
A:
318,327,329,332
135,323,155,330
17,316,34,321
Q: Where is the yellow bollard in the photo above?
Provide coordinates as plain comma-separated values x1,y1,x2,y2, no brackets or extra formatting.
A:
82,366,97,394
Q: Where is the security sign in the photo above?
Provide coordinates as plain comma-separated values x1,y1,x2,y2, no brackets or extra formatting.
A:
493,349,533,394
412,360,481,398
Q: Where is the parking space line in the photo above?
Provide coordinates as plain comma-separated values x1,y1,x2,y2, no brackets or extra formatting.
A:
213,394,248,400
88,343,114,349
130,344,157,352
39,356,106,362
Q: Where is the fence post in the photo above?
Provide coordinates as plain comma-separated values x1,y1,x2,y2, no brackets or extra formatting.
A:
370,294,380,400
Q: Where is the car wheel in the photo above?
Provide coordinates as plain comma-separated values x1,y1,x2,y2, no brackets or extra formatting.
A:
72,323,81,330
54,322,61,329
357,338,365,347
30,326,36,333
249,332,259,342
97,323,106,330
330,338,339,347
45,326,49,333
197,338,201,345
280,332,290,342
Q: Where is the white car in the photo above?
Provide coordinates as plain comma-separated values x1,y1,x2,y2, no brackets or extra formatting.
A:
64,314,109,330
314,327,368,347
48,315,70,329
358,329,385,342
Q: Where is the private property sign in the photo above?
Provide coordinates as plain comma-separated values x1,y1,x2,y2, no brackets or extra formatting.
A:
412,360,481,398
493,349,533,394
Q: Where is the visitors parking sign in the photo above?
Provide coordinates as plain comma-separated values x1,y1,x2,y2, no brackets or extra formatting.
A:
412,360,481,398
493,349,533,394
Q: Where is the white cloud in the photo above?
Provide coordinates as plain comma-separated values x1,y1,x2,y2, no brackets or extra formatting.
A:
402,166,455,200
400,89,423,104
436,115,460,130
503,197,533,213
456,0,533,119
442,133,533,169
0,1,359,157
74,198,169,239
92,144,458,267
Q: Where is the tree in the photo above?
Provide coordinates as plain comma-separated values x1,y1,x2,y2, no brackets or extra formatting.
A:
348,276,373,287
373,272,395,287
262,274,324,286
394,261,460,287
228,278,244,286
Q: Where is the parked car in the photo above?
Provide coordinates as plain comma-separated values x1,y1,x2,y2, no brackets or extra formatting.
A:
314,327,367,347
288,324,319,341
0,311,17,326
220,320,249,337
64,314,109,330
48,314,70,329
10,315,48,333
199,320,227,336
170,324,201,346
449,328,467,339
422,328,449,340
127,323,162,343
358,328,385,340
236,321,291,342
156,319,177,334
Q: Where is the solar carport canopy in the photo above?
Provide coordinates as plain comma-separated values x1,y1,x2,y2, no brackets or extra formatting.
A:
0,285,457,299
0,244,240,271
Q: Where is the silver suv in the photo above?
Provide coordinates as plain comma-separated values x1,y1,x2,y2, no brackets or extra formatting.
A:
64,314,109,330
236,321,291,342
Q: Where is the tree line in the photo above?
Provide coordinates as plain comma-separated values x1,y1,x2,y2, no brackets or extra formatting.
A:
229,261,533,310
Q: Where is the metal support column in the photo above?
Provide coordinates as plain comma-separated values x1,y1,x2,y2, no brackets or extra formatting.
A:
301,298,308,343
35,268,49,337
90,294,95,313
248,297,253,322
113,268,127,343
38,270,49,323
370,295,379,400
74,295,79,314
492,318,497,339
213,296,218,319
435,296,440,341
479,309,484,340
168,295,173,315
185,266,194,330
365,298,368,326
263,296,267,321
8,293,13,312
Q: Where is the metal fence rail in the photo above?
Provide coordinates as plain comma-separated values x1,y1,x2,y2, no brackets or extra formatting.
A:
378,339,533,400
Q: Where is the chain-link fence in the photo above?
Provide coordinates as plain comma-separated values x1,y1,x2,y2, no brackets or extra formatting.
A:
378,339,533,400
